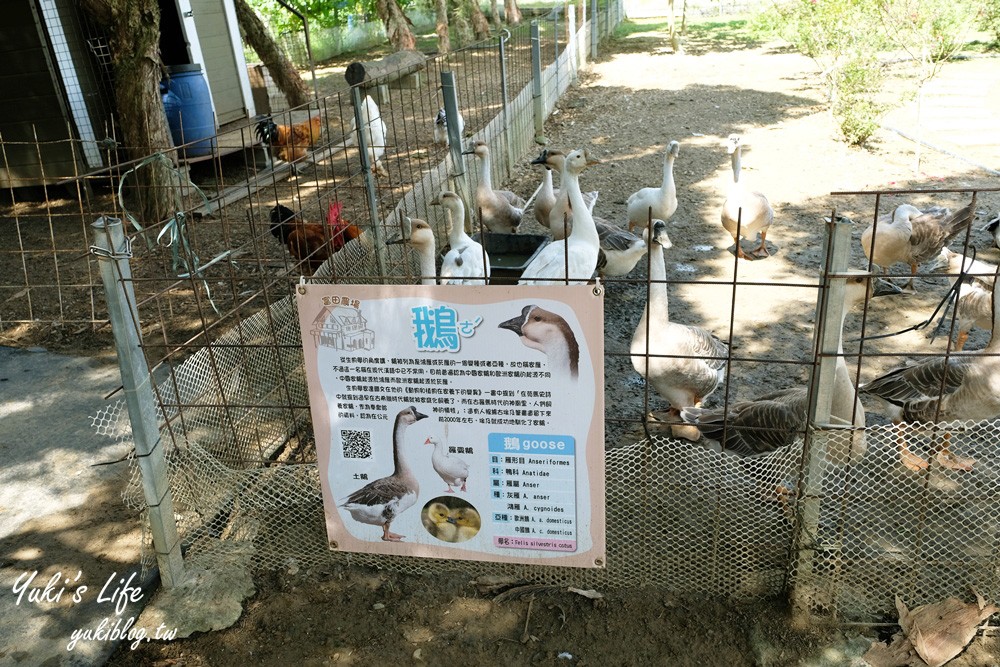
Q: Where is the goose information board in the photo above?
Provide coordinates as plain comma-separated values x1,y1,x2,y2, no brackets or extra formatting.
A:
296,284,606,568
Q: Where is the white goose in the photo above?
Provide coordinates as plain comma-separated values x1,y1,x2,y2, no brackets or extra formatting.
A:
462,141,525,233
681,273,900,457
346,94,388,177
425,436,470,493
720,134,774,260
631,220,729,425
341,405,428,541
519,149,602,285
860,263,1000,471
930,249,996,351
626,140,679,232
530,149,598,240
530,148,641,276
860,202,976,290
430,190,490,285
433,108,465,147
499,304,580,380
386,218,437,285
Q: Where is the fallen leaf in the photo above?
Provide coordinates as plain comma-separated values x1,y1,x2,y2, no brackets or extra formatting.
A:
896,592,998,667
567,587,604,600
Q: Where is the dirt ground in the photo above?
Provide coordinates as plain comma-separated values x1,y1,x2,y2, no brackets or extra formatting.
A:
95,15,1000,667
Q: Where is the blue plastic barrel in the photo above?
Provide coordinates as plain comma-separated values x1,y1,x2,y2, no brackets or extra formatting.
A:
162,64,217,158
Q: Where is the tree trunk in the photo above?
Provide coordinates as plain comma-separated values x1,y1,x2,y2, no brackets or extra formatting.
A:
78,0,174,226
375,0,418,51
488,0,502,29
504,0,523,26
465,0,492,39
449,0,473,45
435,0,451,53
668,0,683,54
233,0,310,108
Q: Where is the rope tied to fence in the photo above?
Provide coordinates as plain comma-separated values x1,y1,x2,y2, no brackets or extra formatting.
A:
116,152,222,315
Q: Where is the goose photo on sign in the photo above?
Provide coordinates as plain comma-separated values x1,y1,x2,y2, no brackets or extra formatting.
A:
296,284,606,568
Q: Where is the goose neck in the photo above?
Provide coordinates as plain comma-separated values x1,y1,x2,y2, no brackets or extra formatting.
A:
564,170,598,243
478,153,493,191
646,243,669,322
446,203,471,247
730,149,742,184
418,245,437,286
391,414,413,476
662,153,676,189
988,274,1000,350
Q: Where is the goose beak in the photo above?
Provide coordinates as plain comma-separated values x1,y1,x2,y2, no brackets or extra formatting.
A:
530,150,549,165
430,195,441,206
424,437,433,445
386,235,407,245
585,153,602,167
498,305,533,336
446,516,458,525
413,407,429,421
872,277,903,298
461,147,475,155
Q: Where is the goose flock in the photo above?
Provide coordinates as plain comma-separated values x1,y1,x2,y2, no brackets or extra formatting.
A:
381,128,999,473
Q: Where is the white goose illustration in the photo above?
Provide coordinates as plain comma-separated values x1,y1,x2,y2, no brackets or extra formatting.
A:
425,435,470,493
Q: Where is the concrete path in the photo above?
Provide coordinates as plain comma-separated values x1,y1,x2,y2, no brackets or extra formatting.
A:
882,55,1000,175
0,346,144,666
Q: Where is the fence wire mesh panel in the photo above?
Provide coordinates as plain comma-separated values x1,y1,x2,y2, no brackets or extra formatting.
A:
7,0,1000,628
788,187,1000,621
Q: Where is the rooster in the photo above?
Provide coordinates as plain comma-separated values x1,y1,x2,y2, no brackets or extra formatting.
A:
255,114,323,162
269,202,361,273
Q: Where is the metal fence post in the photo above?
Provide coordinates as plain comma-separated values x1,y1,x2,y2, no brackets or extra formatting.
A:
351,86,387,277
591,0,599,59
91,216,185,588
792,217,852,622
441,71,473,233
531,21,545,143
568,7,578,82
498,30,514,181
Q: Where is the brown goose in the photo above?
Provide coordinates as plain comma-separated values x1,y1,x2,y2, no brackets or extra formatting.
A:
530,148,599,240
860,202,975,291
680,273,900,456
341,405,428,541
860,263,1000,471
462,141,525,233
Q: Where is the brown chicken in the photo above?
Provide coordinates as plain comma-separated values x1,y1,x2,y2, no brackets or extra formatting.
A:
255,114,323,162
269,202,361,273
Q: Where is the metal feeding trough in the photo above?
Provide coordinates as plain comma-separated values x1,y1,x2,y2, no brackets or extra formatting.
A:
472,232,550,284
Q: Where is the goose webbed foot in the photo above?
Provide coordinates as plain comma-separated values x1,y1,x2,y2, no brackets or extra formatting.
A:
899,440,929,472
381,524,406,541
936,436,975,471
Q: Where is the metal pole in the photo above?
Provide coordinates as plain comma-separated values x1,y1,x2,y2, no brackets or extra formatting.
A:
498,30,514,182
591,0,599,59
91,217,185,588
531,21,545,143
567,7,577,83
351,86,387,277
791,217,852,623
441,71,472,233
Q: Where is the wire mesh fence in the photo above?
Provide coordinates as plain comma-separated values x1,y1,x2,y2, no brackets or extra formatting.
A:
5,0,1000,629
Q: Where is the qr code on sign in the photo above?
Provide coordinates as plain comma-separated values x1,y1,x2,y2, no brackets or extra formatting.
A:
341,429,372,459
